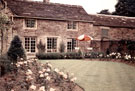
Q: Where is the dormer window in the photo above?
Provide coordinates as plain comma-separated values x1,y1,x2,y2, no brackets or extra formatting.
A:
67,21,77,30
24,19,37,29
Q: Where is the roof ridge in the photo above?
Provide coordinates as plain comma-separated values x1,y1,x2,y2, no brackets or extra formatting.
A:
89,14,135,19
48,3,82,8
6,0,82,8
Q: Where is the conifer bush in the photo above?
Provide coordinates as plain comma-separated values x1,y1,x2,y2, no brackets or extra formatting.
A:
7,35,26,63
37,40,46,53
59,41,65,53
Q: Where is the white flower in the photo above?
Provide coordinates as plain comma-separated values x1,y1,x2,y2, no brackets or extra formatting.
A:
46,76,50,81
39,86,45,91
26,69,33,75
26,75,33,81
54,68,59,73
107,55,110,57
44,73,49,76
35,58,38,61
42,69,46,72
28,60,33,63
39,71,43,74
18,62,23,65
46,68,51,72
99,54,103,57
11,89,14,91
16,64,20,67
47,63,52,68
59,72,64,76
50,88,55,91
40,74,44,78
23,61,27,64
63,74,67,79
20,58,23,61
29,85,36,90
71,77,77,82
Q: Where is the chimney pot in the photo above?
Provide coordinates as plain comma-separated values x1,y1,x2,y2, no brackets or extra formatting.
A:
43,0,50,3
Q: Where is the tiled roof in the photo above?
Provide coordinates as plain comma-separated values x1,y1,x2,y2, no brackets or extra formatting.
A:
5,0,91,22
89,14,135,28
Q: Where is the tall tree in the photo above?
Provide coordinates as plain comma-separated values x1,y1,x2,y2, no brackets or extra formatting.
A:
113,0,135,17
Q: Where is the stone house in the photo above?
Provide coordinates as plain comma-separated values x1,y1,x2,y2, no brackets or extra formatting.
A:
1,0,135,57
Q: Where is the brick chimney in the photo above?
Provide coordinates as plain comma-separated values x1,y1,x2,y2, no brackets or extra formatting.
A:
43,0,50,3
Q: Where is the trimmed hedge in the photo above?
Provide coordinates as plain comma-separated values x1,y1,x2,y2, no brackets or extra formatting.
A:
36,53,65,59
36,52,83,59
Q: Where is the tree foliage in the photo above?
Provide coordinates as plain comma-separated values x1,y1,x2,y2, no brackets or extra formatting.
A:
113,0,135,17
0,12,10,31
0,3,12,54
7,36,26,63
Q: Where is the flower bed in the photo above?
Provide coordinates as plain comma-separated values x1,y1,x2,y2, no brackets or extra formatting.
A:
0,58,84,91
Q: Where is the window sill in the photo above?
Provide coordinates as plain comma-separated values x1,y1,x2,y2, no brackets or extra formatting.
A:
67,29,78,31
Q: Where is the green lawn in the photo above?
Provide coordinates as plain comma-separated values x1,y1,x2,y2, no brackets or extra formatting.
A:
39,59,135,91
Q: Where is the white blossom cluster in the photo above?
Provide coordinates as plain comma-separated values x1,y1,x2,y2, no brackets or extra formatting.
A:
12,58,78,91
54,68,77,82
124,54,131,60
107,52,121,59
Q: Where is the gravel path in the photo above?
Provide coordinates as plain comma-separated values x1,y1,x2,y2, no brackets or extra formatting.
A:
40,60,135,91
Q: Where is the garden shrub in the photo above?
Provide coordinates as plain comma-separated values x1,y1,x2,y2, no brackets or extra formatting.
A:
37,40,46,53
65,51,83,59
7,36,26,63
0,54,12,76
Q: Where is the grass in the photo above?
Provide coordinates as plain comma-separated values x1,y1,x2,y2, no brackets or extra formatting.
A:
39,59,135,91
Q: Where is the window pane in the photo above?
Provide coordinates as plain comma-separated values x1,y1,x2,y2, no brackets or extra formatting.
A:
25,37,36,53
73,22,76,29
67,38,78,52
47,37,57,52
25,19,35,28
67,21,76,29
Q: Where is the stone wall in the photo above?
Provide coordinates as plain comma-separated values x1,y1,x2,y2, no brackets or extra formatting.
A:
91,26,135,53
8,17,135,56
12,18,95,54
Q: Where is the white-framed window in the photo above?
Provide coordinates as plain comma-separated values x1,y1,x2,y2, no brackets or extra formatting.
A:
25,37,36,53
67,38,78,52
24,19,37,29
67,21,77,30
47,37,57,53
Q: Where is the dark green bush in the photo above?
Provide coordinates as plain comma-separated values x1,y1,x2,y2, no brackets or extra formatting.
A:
7,36,26,63
65,52,83,59
0,54,12,76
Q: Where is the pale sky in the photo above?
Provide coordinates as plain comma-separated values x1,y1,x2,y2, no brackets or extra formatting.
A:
33,0,117,14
